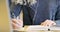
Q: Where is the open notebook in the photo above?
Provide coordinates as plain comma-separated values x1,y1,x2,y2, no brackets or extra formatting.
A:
0,0,12,32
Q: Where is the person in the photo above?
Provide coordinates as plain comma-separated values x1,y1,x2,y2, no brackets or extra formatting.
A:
9,0,60,29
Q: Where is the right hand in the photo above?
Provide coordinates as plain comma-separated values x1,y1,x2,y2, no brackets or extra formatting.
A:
12,19,23,29
41,20,56,26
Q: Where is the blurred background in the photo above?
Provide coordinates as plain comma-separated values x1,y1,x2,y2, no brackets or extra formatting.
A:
0,0,10,32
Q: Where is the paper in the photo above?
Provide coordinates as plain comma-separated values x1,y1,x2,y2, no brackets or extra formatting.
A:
26,25,60,31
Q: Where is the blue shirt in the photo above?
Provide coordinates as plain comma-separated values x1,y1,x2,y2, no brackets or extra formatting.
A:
9,0,60,25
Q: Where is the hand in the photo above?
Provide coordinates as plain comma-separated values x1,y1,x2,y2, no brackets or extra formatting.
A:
41,20,56,26
12,19,23,29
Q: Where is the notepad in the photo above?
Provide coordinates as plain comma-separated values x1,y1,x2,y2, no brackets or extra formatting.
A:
26,25,60,31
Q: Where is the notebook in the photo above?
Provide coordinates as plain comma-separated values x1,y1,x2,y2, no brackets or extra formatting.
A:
26,25,60,31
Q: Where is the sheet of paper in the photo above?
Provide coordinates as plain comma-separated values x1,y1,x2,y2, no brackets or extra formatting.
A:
26,25,60,31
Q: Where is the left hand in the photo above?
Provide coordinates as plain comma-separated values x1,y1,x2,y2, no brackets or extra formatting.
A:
41,19,56,26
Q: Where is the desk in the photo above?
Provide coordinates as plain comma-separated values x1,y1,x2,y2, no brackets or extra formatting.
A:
13,25,60,32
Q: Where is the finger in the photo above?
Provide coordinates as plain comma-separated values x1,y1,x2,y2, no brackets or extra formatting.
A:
17,19,23,26
47,22,52,26
42,20,52,26
12,19,17,23
42,20,49,26
12,19,22,26
12,22,20,29
49,20,56,26
12,22,22,28
51,22,56,26
45,21,53,26
18,19,23,23
41,22,47,26
47,21,56,26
